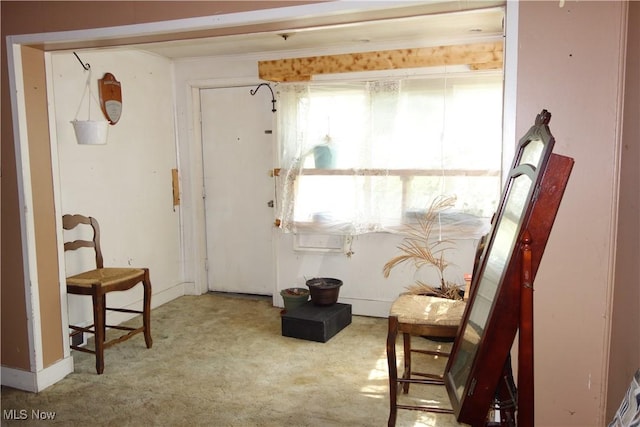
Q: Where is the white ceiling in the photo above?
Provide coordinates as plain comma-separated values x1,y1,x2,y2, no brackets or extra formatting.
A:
131,6,504,60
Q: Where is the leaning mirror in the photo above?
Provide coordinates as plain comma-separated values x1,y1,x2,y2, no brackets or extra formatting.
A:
444,110,555,425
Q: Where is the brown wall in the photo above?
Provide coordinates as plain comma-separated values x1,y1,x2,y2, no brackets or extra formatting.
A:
1,1,315,33
1,7,30,372
20,44,65,367
607,0,640,419
1,39,31,370
515,1,637,424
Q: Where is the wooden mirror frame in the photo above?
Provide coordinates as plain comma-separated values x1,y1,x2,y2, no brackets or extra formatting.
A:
443,109,557,425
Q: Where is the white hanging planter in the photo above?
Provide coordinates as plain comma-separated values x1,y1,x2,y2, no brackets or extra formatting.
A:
71,119,109,145
72,68,109,145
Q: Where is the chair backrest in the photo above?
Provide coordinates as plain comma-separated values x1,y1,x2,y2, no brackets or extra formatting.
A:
62,214,104,269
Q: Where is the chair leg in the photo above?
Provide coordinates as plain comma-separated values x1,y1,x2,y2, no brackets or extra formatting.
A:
101,294,107,338
92,285,105,375
142,269,153,349
387,315,399,427
402,332,412,394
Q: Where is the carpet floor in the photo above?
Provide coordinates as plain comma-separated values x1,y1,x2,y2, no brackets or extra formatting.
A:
1,293,465,426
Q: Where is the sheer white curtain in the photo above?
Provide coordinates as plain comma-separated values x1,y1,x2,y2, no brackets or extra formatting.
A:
274,75,503,238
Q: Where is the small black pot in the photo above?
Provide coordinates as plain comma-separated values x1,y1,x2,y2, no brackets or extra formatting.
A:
306,277,343,306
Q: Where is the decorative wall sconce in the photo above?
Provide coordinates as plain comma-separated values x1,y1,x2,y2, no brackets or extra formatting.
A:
99,73,122,125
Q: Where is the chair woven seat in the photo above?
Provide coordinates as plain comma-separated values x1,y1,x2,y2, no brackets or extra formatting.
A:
63,214,152,374
67,268,145,288
390,294,465,327
386,234,488,426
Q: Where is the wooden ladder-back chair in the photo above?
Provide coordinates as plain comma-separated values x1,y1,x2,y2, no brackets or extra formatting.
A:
386,234,487,426
63,214,152,374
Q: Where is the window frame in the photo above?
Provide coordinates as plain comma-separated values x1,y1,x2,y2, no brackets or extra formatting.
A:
276,71,506,236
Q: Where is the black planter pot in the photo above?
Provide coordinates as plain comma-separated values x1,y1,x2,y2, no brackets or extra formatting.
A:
306,277,343,306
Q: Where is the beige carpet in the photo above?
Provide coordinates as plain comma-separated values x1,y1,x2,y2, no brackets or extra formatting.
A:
1,293,465,426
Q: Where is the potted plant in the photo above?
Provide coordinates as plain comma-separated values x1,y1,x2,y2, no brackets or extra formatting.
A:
383,195,463,300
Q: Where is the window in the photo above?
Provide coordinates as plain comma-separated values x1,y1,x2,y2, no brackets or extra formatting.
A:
275,73,503,238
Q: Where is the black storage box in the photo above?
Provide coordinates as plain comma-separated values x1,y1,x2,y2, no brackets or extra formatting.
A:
281,301,352,343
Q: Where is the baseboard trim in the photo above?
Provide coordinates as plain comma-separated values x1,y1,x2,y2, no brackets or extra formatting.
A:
183,281,198,295
1,355,74,392
152,283,186,308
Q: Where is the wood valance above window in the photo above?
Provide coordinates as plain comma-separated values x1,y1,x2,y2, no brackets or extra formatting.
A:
258,41,503,82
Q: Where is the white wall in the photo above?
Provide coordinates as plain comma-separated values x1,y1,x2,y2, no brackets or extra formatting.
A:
276,232,478,317
50,50,183,326
172,53,483,316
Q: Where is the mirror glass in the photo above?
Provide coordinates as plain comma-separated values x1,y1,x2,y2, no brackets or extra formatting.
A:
520,139,544,167
449,172,533,399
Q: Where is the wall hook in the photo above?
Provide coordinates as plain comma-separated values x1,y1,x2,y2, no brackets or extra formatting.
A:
250,83,276,113
73,52,90,70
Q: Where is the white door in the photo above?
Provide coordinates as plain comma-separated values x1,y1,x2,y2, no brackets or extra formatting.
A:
200,86,275,295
